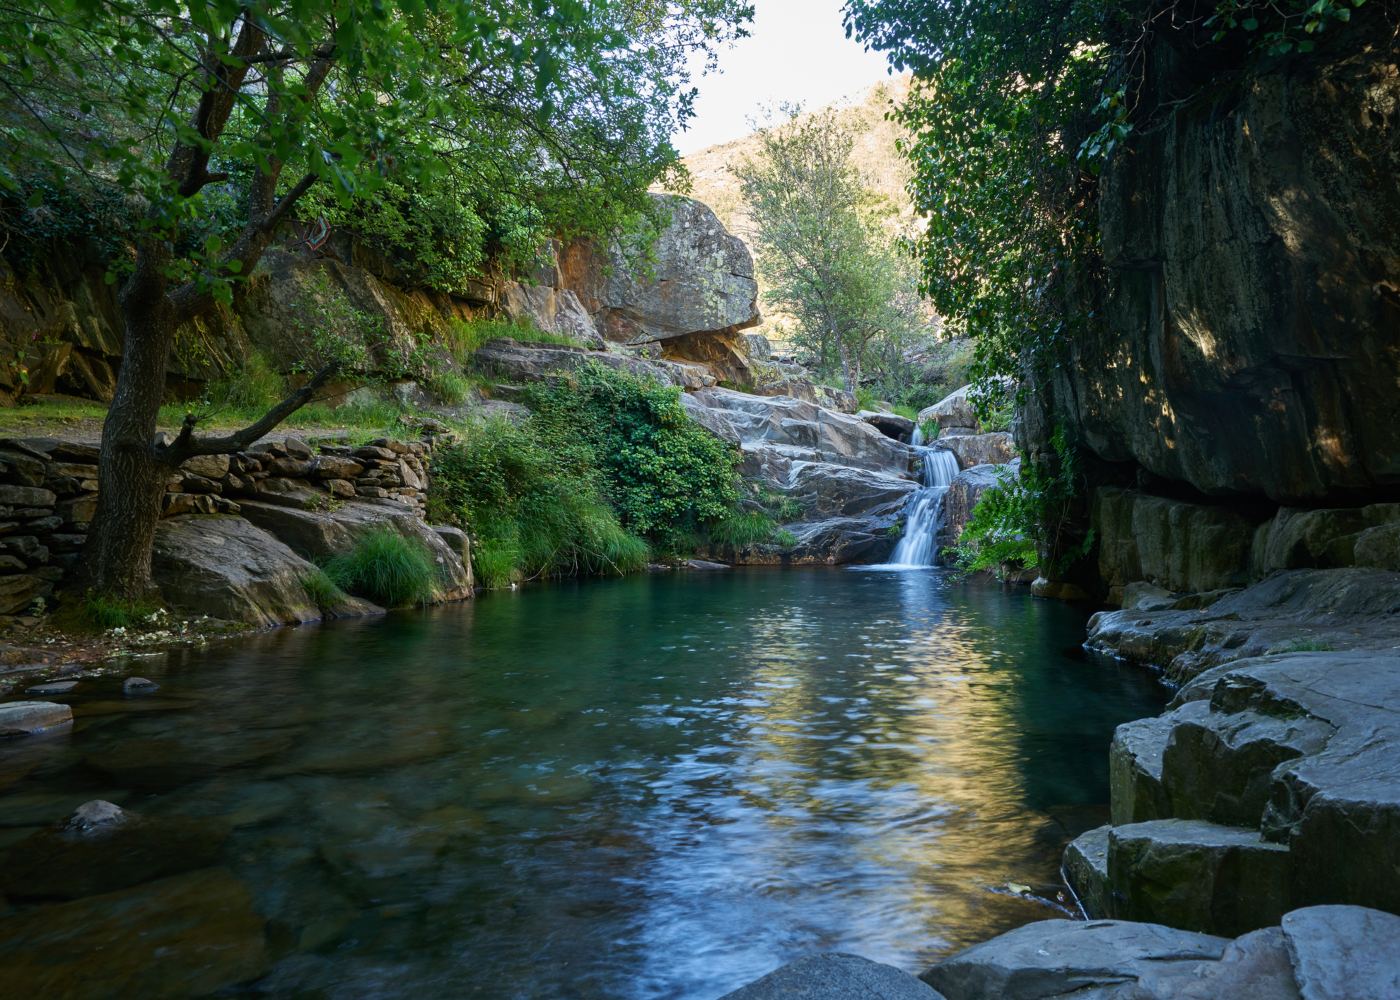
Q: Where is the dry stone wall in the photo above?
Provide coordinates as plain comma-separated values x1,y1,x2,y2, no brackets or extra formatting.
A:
0,431,443,616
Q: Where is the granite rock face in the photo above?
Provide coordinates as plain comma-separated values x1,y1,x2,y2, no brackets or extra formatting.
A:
684,388,919,564
472,339,715,390
1066,651,1400,935
1029,25,1400,504
560,194,760,348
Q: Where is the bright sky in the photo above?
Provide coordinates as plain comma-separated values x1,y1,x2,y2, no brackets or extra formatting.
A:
672,0,895,154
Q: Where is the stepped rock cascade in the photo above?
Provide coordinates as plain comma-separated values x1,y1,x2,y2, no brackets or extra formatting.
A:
887,446,960,567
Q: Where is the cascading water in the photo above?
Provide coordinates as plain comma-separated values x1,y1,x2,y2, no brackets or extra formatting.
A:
885,443,960,567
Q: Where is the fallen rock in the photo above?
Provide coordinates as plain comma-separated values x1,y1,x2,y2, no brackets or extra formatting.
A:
0,700,73,737
499,281,606,349
721,953,943,1000
122,677,159,695
1063,825,1110,918
152,515,366,627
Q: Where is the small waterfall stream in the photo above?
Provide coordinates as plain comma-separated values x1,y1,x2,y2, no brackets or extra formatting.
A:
885,440,960,567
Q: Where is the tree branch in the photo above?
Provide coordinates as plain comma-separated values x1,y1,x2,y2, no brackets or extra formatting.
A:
157,363,340,464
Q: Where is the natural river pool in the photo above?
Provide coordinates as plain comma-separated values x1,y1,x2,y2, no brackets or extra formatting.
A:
0,568,1164,998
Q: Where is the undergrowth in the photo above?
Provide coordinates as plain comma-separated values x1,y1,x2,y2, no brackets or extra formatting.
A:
323,528,439,607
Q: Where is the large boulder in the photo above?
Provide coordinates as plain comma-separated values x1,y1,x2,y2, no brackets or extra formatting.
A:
1251,504,1400,575
1026,25,1400,504
151,515,376,627
935,432,1014,470
498,282,606,349
917,385,981,436
688,388,915,478
559,194,759,347
720,953,944,1000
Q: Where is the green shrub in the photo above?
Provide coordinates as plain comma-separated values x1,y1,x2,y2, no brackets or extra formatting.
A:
429,416,651,588
424,369,475,406
953,426,1091,578
708,509,776,550
323,528,439,607
206,352,286,413
527,362,742,554
954,468,1040,578
773,529,799,548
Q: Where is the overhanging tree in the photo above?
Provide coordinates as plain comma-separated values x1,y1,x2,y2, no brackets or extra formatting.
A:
0,0,751,599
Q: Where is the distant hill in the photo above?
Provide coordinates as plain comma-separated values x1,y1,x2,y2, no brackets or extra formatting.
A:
663,77,917,355
667,75,915,242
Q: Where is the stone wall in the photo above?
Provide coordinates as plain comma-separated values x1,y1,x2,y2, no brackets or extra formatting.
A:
0,430,454,617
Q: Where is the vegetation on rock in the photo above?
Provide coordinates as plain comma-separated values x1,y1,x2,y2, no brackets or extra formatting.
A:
323,527,438,607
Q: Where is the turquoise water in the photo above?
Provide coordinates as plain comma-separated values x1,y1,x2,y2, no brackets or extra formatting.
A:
0,568,1163,998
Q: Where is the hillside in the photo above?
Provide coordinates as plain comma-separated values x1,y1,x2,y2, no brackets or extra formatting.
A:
667,75,915,240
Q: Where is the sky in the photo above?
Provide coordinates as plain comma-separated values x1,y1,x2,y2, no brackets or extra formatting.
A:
671,0,895,154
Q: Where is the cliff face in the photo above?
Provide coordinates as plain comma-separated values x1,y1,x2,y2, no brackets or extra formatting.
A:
1032,25,1400,505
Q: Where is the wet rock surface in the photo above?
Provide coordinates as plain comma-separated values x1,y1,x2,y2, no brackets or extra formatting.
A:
0,868,269,999
720,953,944,999
0,700,72,738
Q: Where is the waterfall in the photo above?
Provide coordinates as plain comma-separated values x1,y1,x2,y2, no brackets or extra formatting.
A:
885,445,960,567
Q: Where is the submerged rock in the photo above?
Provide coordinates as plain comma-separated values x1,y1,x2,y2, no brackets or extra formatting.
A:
720,953,943,1000
0,801,228,901
0,868,269,998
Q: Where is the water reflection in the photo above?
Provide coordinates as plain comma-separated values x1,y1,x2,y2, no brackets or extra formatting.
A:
0,569,1162,999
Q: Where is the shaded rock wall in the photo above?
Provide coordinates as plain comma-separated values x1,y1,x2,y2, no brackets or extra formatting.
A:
1031,25,1400,505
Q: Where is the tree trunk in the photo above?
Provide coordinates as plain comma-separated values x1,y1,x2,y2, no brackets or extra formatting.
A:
87,281,178,599
837,338,857,394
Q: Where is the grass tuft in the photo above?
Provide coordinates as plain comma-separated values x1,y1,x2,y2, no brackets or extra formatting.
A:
323,528,439,607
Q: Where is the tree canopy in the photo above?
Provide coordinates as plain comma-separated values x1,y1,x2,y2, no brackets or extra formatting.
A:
842,0,1375,399
733,107,926,396
0,0,753,598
